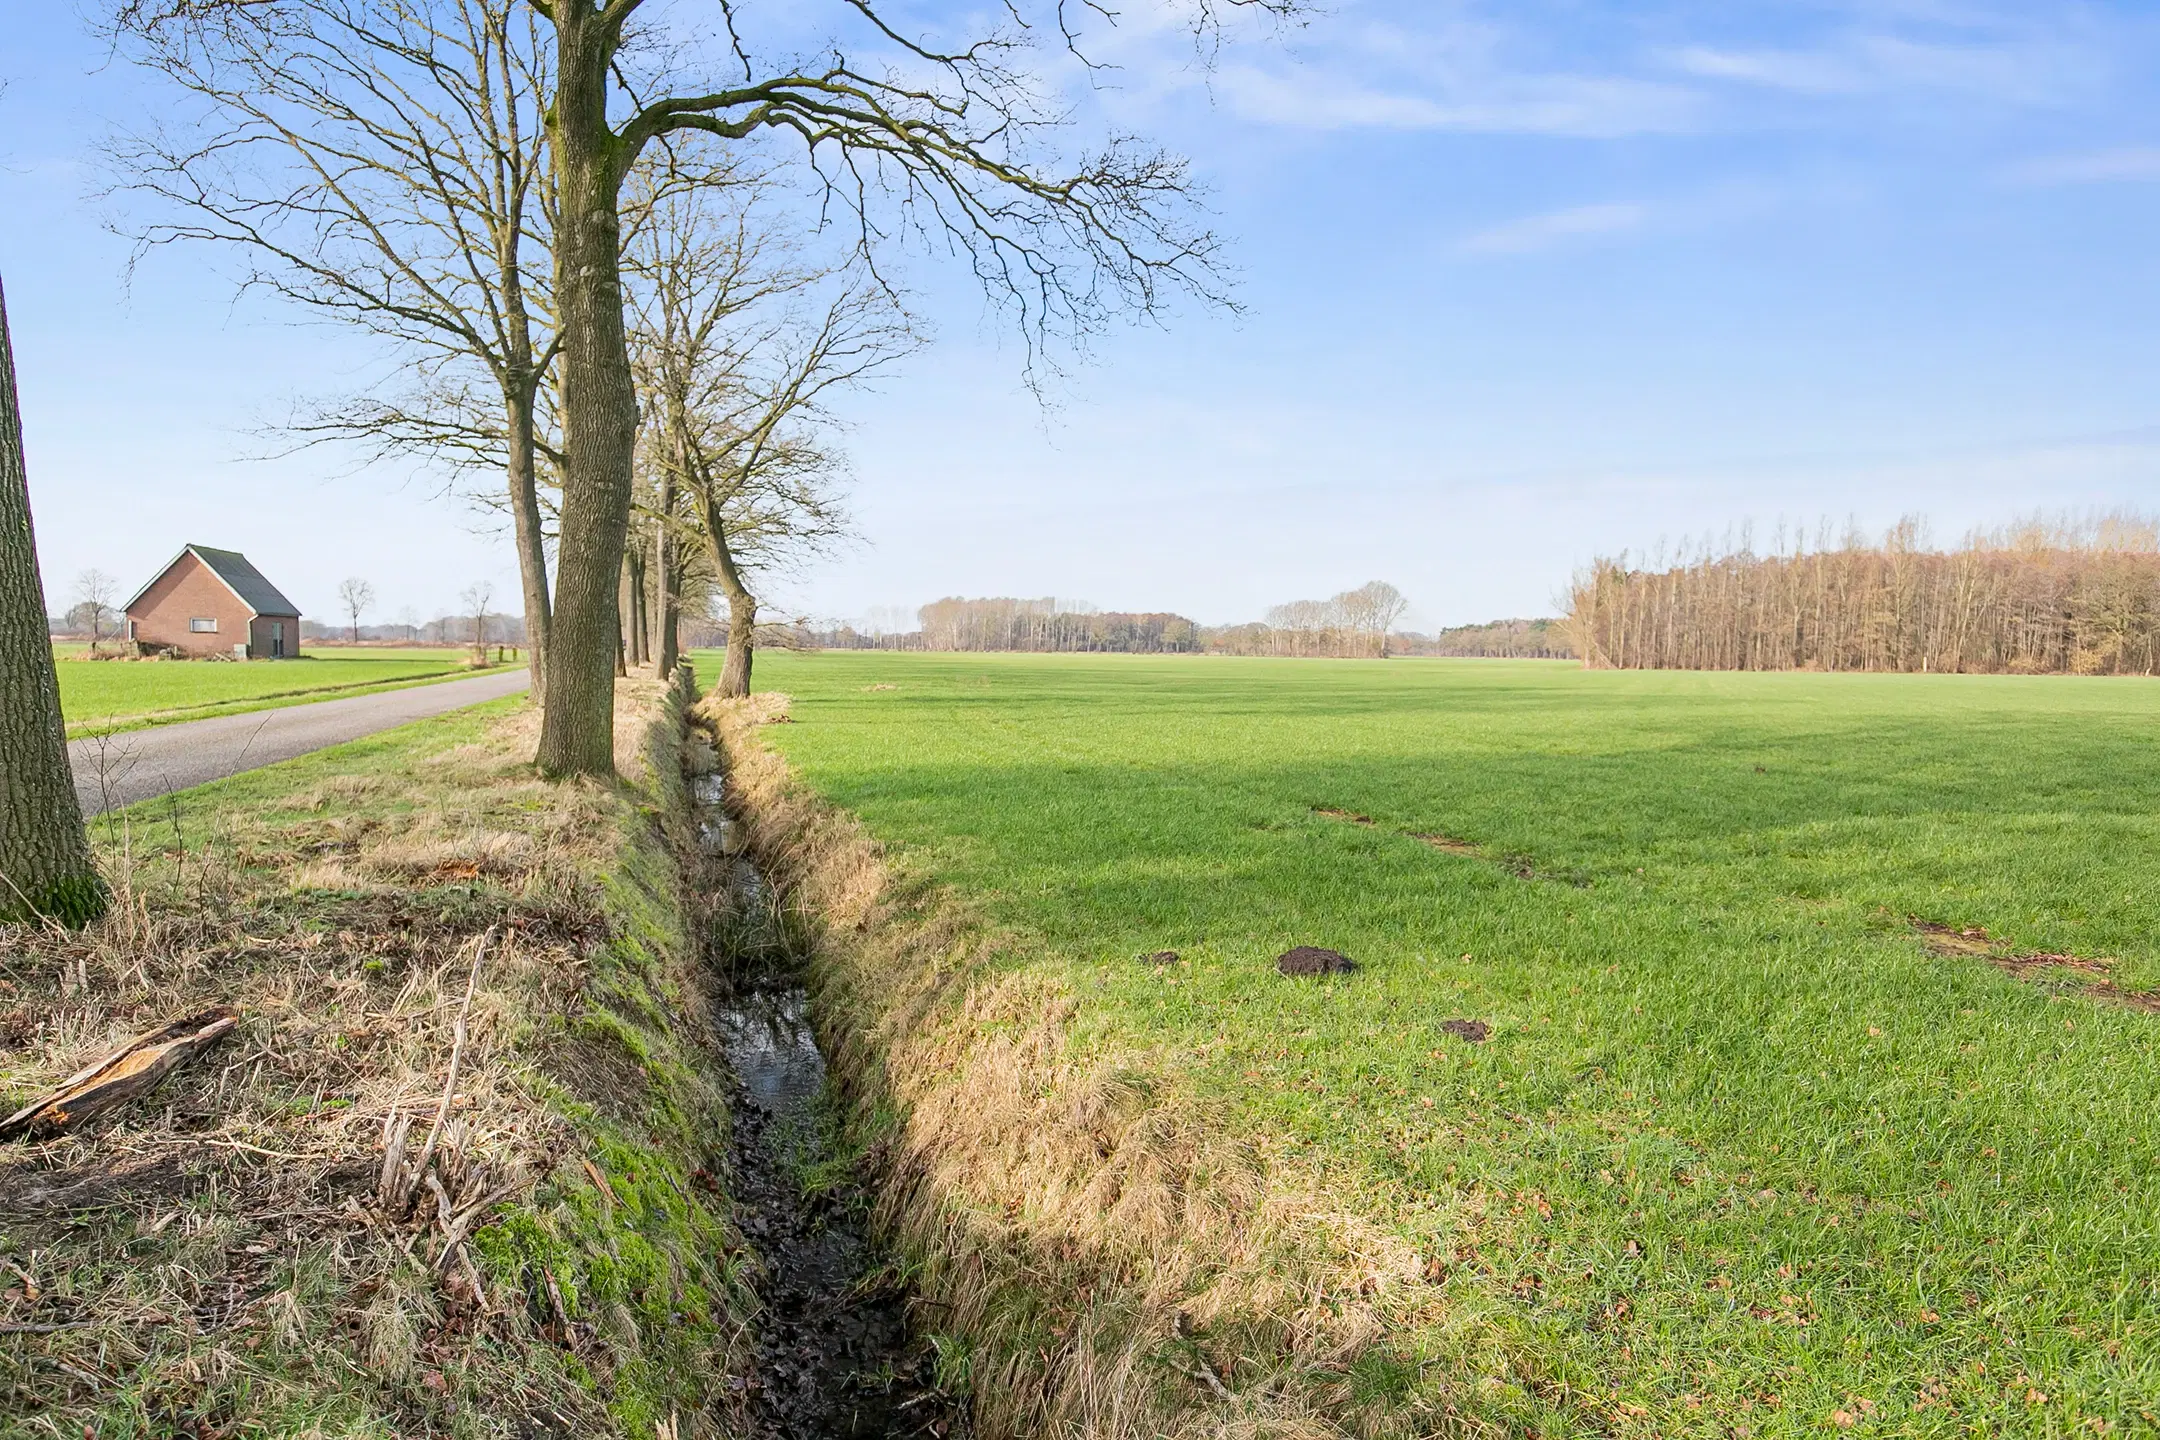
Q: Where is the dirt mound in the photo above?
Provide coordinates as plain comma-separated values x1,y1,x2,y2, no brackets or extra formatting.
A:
1439,1018,1490,1043
1276,946,1356,977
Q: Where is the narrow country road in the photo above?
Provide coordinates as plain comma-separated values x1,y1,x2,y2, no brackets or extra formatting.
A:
69,669,531,817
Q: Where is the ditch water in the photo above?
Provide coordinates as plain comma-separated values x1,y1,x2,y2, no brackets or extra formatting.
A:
692,770,966,1440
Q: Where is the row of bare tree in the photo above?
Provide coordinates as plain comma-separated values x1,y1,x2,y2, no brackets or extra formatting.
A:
3,0,1299,921
912,598,1201,653
1213,582,1410,658
1564,516,2160,674
1395,618,1575,659
840,585,1411,657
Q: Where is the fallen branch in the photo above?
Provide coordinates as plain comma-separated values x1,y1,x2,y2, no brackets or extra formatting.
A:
1,1007,240,1142
397,926,495,1213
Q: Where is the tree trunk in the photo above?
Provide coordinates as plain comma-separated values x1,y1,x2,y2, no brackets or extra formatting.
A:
721,587,755,697
652,462,679,678
503,383,551,703
535,4,637,776
623,545,648,667
615,550,630,678
0,278,104,926
697,488,757,698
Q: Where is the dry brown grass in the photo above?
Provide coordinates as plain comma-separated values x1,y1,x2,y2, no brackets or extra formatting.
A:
0,677,748,1438
703,693,1467,1440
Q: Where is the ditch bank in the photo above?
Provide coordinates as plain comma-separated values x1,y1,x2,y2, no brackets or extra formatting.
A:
685,757,966,1438
699,693,1452,1440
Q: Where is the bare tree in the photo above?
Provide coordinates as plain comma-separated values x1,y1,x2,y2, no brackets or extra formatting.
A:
396,604,419,641
0,279,104,925
73,568,120,645
509,0,1301,772
461,580,494,650
1342,581,1409,658
108,0,561,700
625,162,913,697
110,0,1301,774
337,576,376,643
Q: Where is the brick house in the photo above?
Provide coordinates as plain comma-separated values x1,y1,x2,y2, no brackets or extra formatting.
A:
123,545,303,659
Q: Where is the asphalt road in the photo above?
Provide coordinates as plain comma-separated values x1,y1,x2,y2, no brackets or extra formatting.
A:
69,669,531,817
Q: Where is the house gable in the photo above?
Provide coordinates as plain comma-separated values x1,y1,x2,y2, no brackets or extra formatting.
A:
123,546,301,658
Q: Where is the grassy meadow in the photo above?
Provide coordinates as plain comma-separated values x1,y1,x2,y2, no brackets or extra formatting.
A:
701,649,2160,1436
54,647,488,734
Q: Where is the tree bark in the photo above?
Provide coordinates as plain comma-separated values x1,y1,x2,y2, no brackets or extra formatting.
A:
615,550,631,678
534,3,638,776
697,487,756,697
503,379,551,704
623,545,648,667
652,470,680,678
0,278,104,926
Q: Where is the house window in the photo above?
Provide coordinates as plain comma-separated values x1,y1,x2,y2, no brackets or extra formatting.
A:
190,617,219,633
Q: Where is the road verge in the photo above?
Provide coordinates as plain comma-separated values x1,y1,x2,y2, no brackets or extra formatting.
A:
3,672,750,1437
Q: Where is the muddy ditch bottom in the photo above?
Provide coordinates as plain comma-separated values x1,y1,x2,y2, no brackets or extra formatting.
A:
699,806,966,1438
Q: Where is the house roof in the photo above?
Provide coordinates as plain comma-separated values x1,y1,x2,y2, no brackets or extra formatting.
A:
123,545,302,618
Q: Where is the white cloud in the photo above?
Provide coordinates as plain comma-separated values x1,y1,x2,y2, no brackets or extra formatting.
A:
1670,45,1865,95
2003,146,2160,185
1667,26,2107,108
1458,202,1648,255
1216,63,1698,138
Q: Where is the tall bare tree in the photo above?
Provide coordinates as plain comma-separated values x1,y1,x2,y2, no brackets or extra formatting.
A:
462,579,495,649
624,163,914,697
1341,581,1409,658
0,279,104,926
108,0,561,700
112,0,1298,774
524,0,1298,772
337,575,376,643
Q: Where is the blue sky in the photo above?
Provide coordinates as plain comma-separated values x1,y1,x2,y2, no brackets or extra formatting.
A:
5,0,2159,630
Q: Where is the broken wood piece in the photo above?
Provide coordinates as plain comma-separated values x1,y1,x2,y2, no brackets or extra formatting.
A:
0,1007,240,1142
377,1109,411,1206
398,925,495,1215
580,1155,619,1206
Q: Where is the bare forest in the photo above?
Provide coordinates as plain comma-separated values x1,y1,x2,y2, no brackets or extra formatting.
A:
818,583,1419,657
1395,618,1575,659
1564,515,2160,674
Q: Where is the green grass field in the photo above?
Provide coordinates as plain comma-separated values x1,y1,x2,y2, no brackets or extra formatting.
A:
699,649,2160,1436
55,649,485,734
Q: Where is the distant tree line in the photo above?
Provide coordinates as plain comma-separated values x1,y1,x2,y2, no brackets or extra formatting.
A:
301,613,530,647
814,583,1431,658
908,597,1202,653
1564,515,2160,674
1395,618,1575,659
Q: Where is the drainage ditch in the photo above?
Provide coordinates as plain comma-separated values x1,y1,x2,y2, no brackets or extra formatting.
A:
691,768,968,1439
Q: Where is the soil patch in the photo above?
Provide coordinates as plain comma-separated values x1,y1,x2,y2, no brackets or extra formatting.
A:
1277,946,1356,977
1438,1019,1490,1044
1311,808,1589,884
1143,951,1181,966
1911,918,2160,1012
